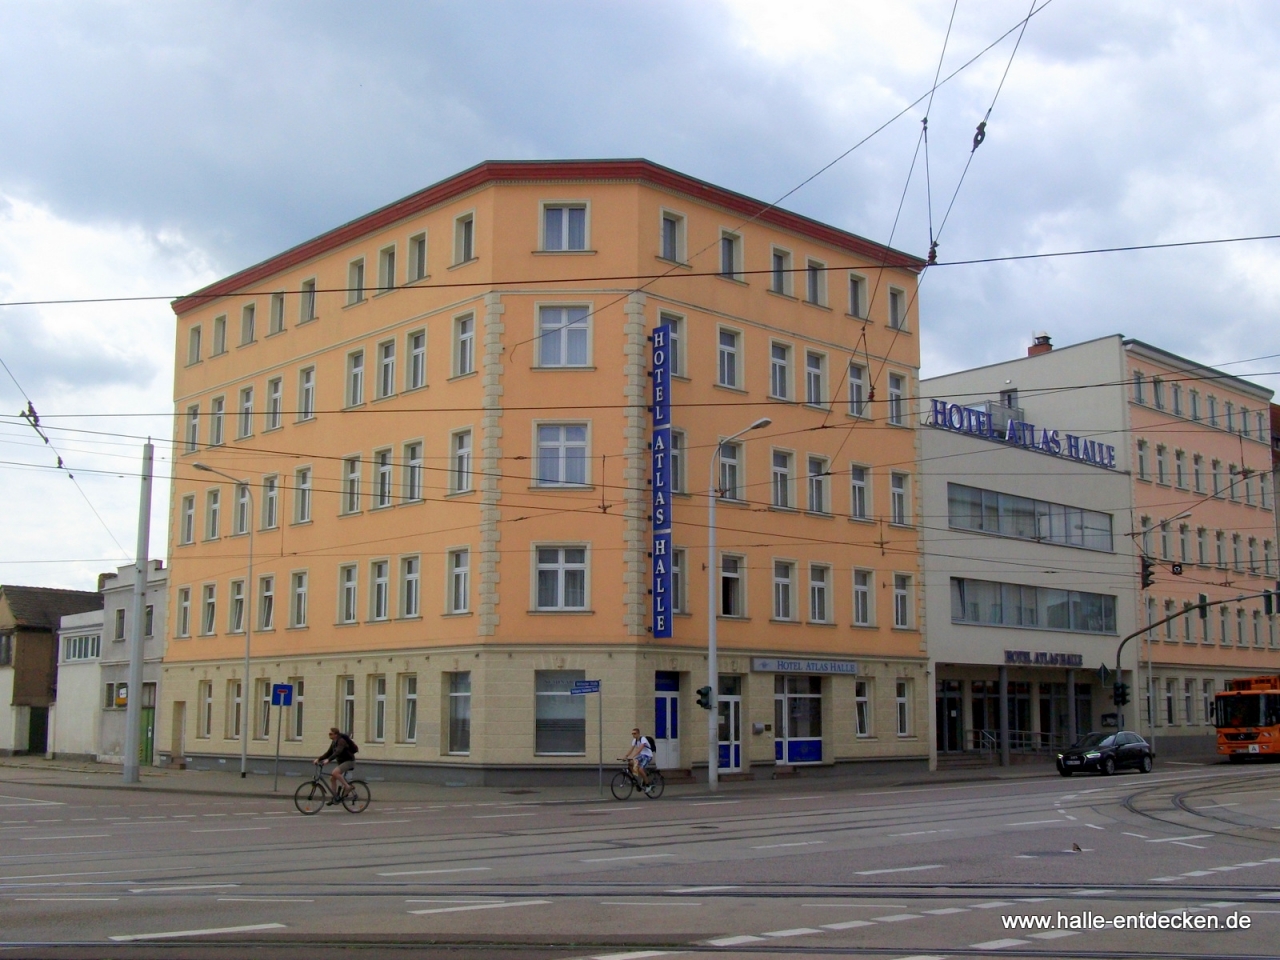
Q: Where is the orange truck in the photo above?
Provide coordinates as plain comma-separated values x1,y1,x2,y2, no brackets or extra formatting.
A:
1215,675,1280,760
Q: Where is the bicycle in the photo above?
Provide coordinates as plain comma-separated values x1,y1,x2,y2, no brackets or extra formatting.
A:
610,759,664,800
293,761,371,814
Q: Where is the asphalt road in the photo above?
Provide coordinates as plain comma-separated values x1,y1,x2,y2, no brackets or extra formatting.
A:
3,760,1280,959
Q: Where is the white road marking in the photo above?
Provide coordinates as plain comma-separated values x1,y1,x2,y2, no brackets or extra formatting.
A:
409,899,550,916
1006,819,1065,826
191,827,271,833
580,854,674,863
873,914,922,922
1069,889,1113,895
1182,871,1215,877
20,834,109,841
668,886,738,893
752,840,826,849
763,928,822,937
0,795,61,806
1173,842,1207,849
16,897,120,902
111,923,287,941
820,919,875,930
129,884,239,893
474,813,538,819
923,907,968,915
218,898,314,903
1147,834,1213,843
689,801,740,807
590,952,673,960
890,829,953,837
1122,832,1148,838
2,870,132,881
1149,877,1181,882
972,901,1014,909
855,864,942,876
600,901,701,907
1085,824,1104,830
971,938,1030,950
1029,930,1080,940
378,867,491,877
343,819,412,825
706,935,765,946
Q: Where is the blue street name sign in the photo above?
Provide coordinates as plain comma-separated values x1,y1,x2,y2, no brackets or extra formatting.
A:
271,683,294,707
651,323,673,639
570,680,601,695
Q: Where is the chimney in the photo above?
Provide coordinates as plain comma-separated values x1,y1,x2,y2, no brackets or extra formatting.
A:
1028,333,1052,357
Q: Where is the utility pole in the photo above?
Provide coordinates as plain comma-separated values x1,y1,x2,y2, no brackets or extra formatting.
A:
122,441,154,785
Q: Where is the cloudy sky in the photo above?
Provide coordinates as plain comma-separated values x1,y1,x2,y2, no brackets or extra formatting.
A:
2,0,1279,589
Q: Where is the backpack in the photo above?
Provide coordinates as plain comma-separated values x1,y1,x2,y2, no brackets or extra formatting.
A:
345,735,359,755
644,736,656,751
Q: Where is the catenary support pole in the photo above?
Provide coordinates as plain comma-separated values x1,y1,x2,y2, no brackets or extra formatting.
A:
122,441,153,785
273,700,283,792
998,664,1010,768
598,683,603,796
1065,668,1076,747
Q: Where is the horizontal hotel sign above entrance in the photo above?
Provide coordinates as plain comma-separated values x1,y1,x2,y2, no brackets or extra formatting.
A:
752,657,859,675
1005,650,1085,667
927,399,1117,470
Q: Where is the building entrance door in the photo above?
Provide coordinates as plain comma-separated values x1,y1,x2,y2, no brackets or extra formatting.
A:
717,676,742,772
27,707,48,754
935,680,962,753
653,671,680,770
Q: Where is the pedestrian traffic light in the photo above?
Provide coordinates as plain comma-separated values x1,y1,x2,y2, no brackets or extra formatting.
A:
696,686,713,710
1140,556,1155,590
1113,682,1130,707
1198,593,1209,619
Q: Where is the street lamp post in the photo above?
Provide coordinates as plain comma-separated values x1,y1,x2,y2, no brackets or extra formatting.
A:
194,462,253,778
707,417,771,793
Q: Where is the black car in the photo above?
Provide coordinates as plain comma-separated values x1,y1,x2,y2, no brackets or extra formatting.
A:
1057,731,1154,776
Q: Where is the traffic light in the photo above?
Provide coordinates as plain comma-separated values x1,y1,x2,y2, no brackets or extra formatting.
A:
696,686,713,710
1198,594,1209,619
1113,682,1130,707
1140,556,1155,590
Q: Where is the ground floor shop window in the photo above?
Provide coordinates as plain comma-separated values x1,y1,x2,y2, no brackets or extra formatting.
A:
448,672,471,754
535,670,585,755
774,675,822,763
855,680,871,737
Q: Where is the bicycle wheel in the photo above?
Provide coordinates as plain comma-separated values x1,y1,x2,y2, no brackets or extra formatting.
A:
643,771,665,799
342,779,371,813
610,771,634,800
293,780,327,815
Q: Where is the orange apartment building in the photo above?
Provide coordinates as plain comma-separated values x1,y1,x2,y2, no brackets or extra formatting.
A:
157,160,929,782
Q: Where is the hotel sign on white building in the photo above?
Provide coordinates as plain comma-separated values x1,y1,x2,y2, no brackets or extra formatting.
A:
927,399,1118,470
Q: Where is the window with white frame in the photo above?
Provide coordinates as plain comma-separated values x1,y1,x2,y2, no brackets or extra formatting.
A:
1216,530,1226,567
342,457,361,514
64,633,101,661
454,213,475,263
347,258,365,304
347,350,364,406
291,571,308,627
773,561,795,620
888,289,906,329
660,212,684,263
849,274,866,318
269,292,285,334
720,555,744,617
197,680,212,736
455,314,475,376
771,450,793,508
536,423,587,485
209,396,224,445
718,329,740,387
339,565,358,624
401,556,420,617
850,466,869,520
451,429,473,493
448,672,471,753
187,325,202,365
409,233,427,281
180,495,195,544
185,404,199,452
660,312,683,376
401,675,418,742
887,374,905,425
806,259,825,305
227,679,242,739
1208,395,1218,426
536,546,586,610
378,245,396,293
1249,537,1259,573
176,587,191,638
770,248,792,295
1132,371,1145,404
1190,389,1200,420
538,305,590,367
266,377,282,430
201,583,217,635
808,456,828,514
294,467,312,523
1153,377,1165,410
234,483,250,535
370,560,390,621
1175,450,1186,488
809,564,830,623
449,548,470,613
894,574,911,628
671,548,685,613
848,363,867,417
805,351,824,405
229,579,245,634
371,676,387,742
288,677,303,739
770,342,790,399
258,576,274,630
543,204,587,251
407,330,426,389
719,232,741,280
1226,401,1235,431
890,473,909,525
670,430,685,493
377,341,395,398
855,680,871,735
718,441,741,500
403,441,423,502
298,366,315,421
1137,441,1148,480
240,302,256,345
300,278,317,323
205,488,221,539
1192,454,1203,492
1172,383,1182,416
339,676,355,734
374,449,393,508
212,315,227,354
1197,527,1208,565
1156,445,1167,484
896,680,910,735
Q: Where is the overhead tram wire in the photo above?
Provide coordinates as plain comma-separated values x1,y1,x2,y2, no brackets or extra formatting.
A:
922,0,960,267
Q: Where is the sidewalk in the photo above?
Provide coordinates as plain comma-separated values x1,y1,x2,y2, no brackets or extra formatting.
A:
0,753,1125,803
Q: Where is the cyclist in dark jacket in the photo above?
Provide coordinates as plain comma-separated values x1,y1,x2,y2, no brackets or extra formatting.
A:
317,727,357,805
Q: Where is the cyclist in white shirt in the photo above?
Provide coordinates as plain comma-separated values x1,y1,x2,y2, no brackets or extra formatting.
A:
624,727,654,787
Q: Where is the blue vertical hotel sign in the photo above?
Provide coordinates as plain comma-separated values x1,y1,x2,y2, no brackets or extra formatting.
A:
651,324,672,639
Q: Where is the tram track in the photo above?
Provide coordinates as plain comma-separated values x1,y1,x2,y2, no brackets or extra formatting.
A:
1120,771,1280,844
